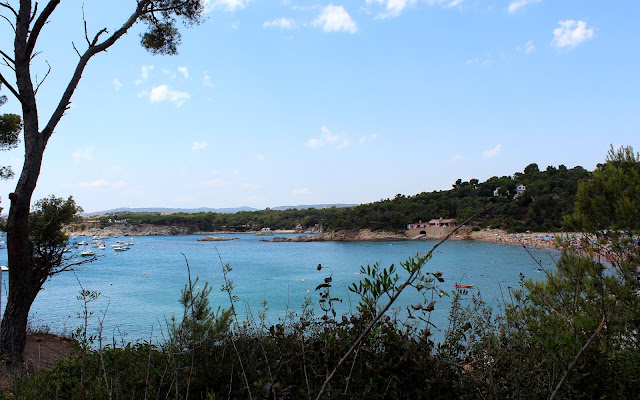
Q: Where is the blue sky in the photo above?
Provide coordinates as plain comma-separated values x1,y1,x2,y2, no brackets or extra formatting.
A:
1,0,638,213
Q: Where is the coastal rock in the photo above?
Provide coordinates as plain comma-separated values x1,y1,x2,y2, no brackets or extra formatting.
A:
316,229,407,241
197,236,238,242
65,223,195,237
270,230,406,242
272,235,315,242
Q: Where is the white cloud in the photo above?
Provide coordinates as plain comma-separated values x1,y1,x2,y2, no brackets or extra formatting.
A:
425,0,464,8
336,139,350,149
135,65,154,85
177,66,190,79
516,40,535,54
192,141,208,152
149,85,190,106
202,71,215,87
366,0,417,19
307,138,324,148
466,57,493,67
313,5,357,34
452,154,464,161
82,179,107,188
256,154,265,161
551,20,595,49
359,133,377,144
308,127,377,149
307,126,342,148
320,126,339,142
263,17,294,29
483,144,502,159
204,0,251,13
77,179,126,190
113,78,123,91
292,188,311,196
508,0,541,14
72,147,93,163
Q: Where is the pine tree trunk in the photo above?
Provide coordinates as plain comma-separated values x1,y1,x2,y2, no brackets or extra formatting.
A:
0,0,46,361
0,261,39,362
0,118,45,362
0,152,43,360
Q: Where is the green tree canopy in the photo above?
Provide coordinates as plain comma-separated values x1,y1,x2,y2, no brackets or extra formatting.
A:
0,84,22,180
566,145,640,234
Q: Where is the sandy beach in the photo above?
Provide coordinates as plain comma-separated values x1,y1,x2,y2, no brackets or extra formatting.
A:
469,229,562,250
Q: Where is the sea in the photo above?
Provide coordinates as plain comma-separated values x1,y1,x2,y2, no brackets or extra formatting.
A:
0,234,559,343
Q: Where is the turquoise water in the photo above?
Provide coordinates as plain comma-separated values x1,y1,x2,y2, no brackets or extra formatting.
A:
0,234,558,342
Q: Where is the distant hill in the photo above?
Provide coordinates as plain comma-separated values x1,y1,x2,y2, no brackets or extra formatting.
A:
269,204,357,211
86,207,259,215
86,204,357,216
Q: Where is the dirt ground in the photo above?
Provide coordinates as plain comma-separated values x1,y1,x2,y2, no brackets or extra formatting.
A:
22,333,73,371
1,333,73,384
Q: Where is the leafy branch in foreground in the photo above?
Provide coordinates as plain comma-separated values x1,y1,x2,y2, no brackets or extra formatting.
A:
315,206,493,399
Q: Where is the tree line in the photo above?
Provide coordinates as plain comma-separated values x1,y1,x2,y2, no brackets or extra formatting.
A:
98,162,592,234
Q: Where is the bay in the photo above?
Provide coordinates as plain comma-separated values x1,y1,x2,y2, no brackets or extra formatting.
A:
0,234,558,342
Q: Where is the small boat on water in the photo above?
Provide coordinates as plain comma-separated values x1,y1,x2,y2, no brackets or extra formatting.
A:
80,248,96,257
454,283,475,289
1,265,8,272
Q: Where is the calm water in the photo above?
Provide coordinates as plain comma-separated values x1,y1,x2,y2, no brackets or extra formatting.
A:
0,234,558,342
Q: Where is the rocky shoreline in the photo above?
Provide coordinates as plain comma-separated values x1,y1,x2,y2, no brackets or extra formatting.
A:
64,223,560,250
65,223,300,237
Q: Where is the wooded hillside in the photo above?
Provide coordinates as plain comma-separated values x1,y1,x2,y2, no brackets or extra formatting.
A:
96,163,591,233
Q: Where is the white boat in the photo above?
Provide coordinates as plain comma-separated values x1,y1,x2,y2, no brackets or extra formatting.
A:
0,241,5,249
256,228,273,236
1,265,8,272
113,246,129,251
80,248,96,257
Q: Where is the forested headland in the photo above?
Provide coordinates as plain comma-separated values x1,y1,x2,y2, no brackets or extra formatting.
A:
92,162,592,234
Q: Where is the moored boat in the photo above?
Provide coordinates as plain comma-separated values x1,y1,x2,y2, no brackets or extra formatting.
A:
80,248,96,257
454,283,475,289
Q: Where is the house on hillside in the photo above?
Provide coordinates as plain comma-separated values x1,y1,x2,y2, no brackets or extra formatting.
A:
407,218,458,236
429,218,457,227
407,220,429,230
514,183,526,198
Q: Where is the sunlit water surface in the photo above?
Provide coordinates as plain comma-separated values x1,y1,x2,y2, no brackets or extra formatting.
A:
0,234,558,342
